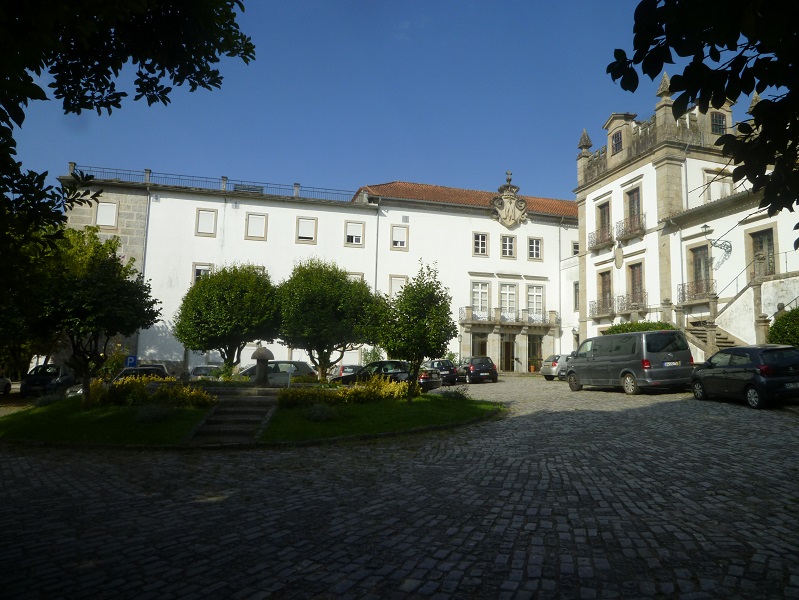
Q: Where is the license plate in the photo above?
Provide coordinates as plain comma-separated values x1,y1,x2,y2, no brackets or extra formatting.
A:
786,382,799,389
481,372,489,375
440,370,449,374
663,361,680,367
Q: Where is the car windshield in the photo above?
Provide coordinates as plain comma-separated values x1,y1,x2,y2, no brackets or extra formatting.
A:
472,357,492,365
646,332,688,353
192,366,215,375
762,347,799,365
29,365,59,376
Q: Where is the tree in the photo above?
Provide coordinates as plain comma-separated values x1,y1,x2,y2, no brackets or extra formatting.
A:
379,263,457,401
173,265,280,368
278,259,382,380
768,308,799,346
0,1,255,267
607,0,799,246
44,227,162,404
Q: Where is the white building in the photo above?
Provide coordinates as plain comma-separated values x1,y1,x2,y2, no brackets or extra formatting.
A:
575,74,799,361
65,166,579,374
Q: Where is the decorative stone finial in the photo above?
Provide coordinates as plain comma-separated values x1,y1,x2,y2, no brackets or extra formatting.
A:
748,92,761,115
656,72,671,98
578,128,593,150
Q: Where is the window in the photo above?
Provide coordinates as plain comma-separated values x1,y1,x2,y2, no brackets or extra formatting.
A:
347,272,364,281
195,208,217,237
500,284,517,314
245,213,267,240
629,262,644,304
345,221,364,246
573,282,580,311
704,171,733,202
193,263,212,284
528,237,542,260
472,282,489,313
611,131,623,154
711,112,726,135
501,235,516,258
391,225,408,250
627,188,641,218
572,242,579,256
296,217,317,244
473,233,488,256
751,229,776,276
598,271,613,312
389,275,407,297
527,285,544,316
596,202,612,244
96,201,117,228
691,245,711,293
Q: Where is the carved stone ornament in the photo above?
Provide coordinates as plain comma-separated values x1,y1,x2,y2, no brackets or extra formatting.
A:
491,171,527,229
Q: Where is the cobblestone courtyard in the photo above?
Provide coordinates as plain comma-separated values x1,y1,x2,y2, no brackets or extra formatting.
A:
2,377,798,599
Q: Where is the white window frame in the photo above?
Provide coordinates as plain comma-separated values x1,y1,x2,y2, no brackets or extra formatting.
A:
195,208,217,237
501,235,516,259
345,221,365,247
572,241,580,256
245,212,268,241
391,225,409,251
473,232,488,256
471,282,489,313
296,217,318,244
95,201,118,228
192,262,213,284
347,272,365,281
499,284,517,316
389,275,408,296
527,237,542,260
703,170,733,203
527,285,544,316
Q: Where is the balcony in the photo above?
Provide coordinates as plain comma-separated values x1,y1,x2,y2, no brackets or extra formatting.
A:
589,296,616,318
459,307,560,328
587,226,614,251
615,214,646,242
678,279,716,303
616,291,648,314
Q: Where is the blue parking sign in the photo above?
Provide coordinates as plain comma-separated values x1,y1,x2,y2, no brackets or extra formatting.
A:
125,355,138,368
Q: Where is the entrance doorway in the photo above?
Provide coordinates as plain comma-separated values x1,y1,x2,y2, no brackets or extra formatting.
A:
471,333,487,357
527,335,542,371
500,333,515,371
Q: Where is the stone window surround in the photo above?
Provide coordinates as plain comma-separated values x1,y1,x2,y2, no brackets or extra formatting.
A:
244,212,268,241
344,220,365,247
195,208,217,238
296,216,318,244
473,232,489,257
527,237,543,261
391,224,409,251
501,234,516,259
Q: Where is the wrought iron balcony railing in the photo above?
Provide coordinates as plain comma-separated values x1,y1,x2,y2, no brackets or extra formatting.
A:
615,214,645,241
587,226,614,251
589,296,616,318
677,279,716,303
616,291,648,313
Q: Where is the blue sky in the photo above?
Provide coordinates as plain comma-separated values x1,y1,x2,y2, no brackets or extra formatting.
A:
15,1,747,201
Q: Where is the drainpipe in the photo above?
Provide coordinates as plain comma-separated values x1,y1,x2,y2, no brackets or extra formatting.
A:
373,197,381,293
558,217,563,355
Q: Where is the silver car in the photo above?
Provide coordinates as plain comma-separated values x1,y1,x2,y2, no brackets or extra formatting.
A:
540,355,563,381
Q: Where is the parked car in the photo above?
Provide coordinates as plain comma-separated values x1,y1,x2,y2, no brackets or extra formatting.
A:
691,344,799,409
0,374,11,395
457,356,498,384
330,360,442,392
424,359,457,385
113,365,170,382
240,361,317,385
331,364,362,378
557,353,575,381
540,355,563,381
20,364,76,397
189,365,220,381
566,329,693,395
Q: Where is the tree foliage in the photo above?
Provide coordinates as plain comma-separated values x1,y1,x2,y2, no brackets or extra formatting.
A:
607,0,799,245
603,321,675,335
44,227,162,404
0,0,255,277
767,308,799,346
379,263,457,400
173,264,279,368
278,259,382,380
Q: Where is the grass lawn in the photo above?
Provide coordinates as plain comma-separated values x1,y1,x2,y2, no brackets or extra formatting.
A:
0,396,209,446
260,394,503,443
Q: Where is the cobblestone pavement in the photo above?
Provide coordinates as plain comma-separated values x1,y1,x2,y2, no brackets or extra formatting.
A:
2,377,799,599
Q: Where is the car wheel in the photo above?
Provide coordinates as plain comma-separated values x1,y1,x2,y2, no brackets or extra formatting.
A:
567,373,582,392
543,375,555,381
745,385,766,409
1,382,9,395
691,380,707,400
491,376,497,383
466,373,474,384
621,373,641,395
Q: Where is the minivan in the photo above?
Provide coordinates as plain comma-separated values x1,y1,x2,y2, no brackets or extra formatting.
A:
565,330,693,394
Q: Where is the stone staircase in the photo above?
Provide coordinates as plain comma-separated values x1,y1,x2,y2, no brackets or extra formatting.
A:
186,387,278,446
685,321,738,350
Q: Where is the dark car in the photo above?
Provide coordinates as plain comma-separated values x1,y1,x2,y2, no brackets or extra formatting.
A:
691,344,799,409
424,359,457,385
332,364,362,378
457,356,498,384
332,360,442,392
557,353,575,381
20,364,76,397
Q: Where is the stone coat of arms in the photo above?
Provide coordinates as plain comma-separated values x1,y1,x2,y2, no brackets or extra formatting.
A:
491,172,527,228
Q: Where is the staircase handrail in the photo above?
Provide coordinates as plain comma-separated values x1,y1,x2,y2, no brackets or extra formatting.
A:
717,258,755,298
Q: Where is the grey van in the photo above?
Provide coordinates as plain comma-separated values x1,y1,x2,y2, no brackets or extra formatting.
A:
566,330,694,394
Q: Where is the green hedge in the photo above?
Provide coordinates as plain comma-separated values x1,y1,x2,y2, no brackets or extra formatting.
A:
768,307,799,346
277,376,410,408
92,376,216,408
603,321,675,334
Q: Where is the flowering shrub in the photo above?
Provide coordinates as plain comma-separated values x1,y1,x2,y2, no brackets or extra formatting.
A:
93,376,215,408
277,376,410,408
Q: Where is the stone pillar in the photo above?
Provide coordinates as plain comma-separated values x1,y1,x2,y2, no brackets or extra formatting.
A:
630,304,640,322
752,251,766,281
755,314,771,344
221,176,228,192
751,281,763,322
661,299,673,325
705,322,718,355
144,169,151,184
459,329,470,363
487,327,501,367
493,307,502,322
674,305,685,330
464,306,473,321
709,294,719,321
517,331,529,374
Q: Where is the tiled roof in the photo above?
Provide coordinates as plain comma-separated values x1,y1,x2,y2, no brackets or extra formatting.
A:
356,181,577,218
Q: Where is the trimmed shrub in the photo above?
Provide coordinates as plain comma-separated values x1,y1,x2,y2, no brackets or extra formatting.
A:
278,387,345,409
603,321,675,334
95,376,215,408
277,376,410,408
768,307,799,346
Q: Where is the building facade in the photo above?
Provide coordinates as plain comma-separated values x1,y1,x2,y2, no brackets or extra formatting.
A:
65,166,579,374
575,74,799,360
